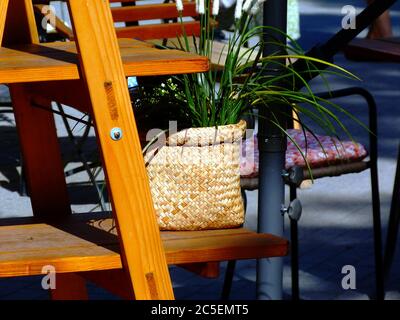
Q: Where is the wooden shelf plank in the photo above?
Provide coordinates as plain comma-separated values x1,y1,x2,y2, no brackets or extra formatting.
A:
150,37,260,70
110,2,197,23
0,222,121,277
0,38,209,84
0,214,288,278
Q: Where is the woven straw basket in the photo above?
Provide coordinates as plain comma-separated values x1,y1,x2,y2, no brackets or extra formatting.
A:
145,120,246,231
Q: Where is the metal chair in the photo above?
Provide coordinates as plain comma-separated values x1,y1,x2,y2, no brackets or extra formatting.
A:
223,87,383,300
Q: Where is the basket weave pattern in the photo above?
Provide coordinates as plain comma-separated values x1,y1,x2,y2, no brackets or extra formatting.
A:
145,121,246,230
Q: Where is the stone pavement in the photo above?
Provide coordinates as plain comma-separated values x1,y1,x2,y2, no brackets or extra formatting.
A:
0,0,399,299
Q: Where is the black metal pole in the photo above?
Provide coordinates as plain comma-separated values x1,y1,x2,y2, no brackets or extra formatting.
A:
257,0,287,300
255,0,398,300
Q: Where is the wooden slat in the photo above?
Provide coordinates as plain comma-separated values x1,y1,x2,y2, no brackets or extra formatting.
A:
0,222,121,277
0,216,288,278
109,0,147,2
84,216,288,264
0,0,9,44
0,46,77,83
33,1,199,41
5,3,71,221
82,270,134,299
0,38,208,84
50,273,88,300
5,0,88,300
116,21,200,40
178,262,220,278
81,263,219,299
10,85,72,219
165,229,288,265
111,2,197,22
67,0,174,300
3,0,39,45
28,80,92,114
152,37,260,70
89,218,289,265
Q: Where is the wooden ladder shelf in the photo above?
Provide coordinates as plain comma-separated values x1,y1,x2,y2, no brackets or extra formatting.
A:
0,0,288,300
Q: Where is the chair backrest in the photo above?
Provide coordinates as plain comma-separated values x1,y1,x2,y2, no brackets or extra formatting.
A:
109,0,200,40
34,0,200,41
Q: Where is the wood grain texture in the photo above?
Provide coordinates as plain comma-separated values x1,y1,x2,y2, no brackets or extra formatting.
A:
81,270,134,300
0,39,209,84
67,0,174,300
0,0,9,44
4,0,87,300
28,80,92,114
178,262,221,279
85,217,289,264
163,229,288,264
82,263,217,298
151,37,260,70
34,1,199,41
0,216,288,278
4,1,71,221
0,225,121,277
50,273,88,300
110,2,197,23
109,0,153,2
116,21,201,41
3,0,39,45
0,0,288,301
9,84,72,219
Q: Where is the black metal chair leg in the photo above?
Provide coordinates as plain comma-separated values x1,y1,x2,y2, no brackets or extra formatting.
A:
19,153,27,196
221,260,237,300
317,86,384,300
241,188,247,211
370,159,384,300
289,185,300,300
383,144,400,287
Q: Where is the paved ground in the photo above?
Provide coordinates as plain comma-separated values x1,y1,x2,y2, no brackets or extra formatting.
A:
0,0,399,300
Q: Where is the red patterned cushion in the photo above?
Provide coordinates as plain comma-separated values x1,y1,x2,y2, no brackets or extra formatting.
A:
240,129,368,177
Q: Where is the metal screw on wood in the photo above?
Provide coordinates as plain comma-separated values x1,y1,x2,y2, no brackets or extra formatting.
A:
110,127,123,141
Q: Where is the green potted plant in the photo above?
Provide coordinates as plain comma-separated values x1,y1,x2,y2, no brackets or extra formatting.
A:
141,0,359,231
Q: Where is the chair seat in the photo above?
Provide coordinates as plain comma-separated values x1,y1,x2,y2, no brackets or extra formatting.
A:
240,129,368,178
